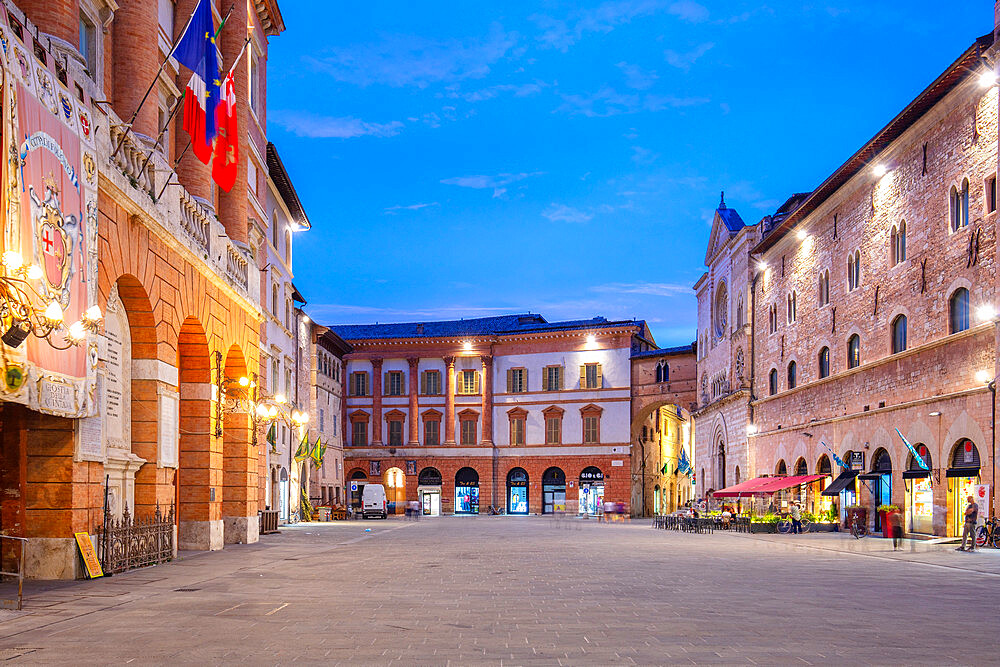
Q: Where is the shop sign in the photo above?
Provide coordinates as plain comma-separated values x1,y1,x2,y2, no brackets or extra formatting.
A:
973,484,990,519
964,441,974,464
580,470,604,481
848,451,865,471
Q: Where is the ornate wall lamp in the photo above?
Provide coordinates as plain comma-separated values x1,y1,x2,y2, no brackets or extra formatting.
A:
0,251,101,349
213,351,308,446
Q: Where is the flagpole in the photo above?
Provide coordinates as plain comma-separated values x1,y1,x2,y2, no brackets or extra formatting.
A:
136,95,184,178
111,1,235,160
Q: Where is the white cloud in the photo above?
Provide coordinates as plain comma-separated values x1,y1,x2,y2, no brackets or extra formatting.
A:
449,81,549,102
271,111,403,139
591,282,690,297
531,0,665,51
440,172,544,192
617,62,658,90
664,42,714,71
668,1,709,23
555,86,708,117
305,25,517,88
542,204,593,223
631,145,659,165
384,202,439,214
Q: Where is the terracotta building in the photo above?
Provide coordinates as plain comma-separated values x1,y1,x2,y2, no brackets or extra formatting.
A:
306,325,351,508
744,28,999,537
0,0,288,577
330,314,653,516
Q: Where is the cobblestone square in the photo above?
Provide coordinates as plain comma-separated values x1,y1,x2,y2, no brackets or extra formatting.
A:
2,518,998,664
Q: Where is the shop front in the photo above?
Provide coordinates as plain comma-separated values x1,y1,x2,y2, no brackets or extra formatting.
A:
578,466,605,515
947,439,981,537
455,467,480,515
542,467,566,514
816,456,834,516
903,444,933,535
860,449,892,532
349,471,368,511
822,467,859,523
418,467,442,516
506,468,529,514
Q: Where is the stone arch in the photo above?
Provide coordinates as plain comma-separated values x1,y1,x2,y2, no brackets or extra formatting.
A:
941,411,988,464
794,457,808,476
176,316,221,551
221,343,257,544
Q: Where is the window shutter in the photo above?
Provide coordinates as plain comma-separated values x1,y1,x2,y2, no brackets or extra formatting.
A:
420,371,427,396
384,372,390,395
523,369,528,393
475,371,481,394
506,369,512,393
557,367,563,390
595,364,603,388
580,365,587,389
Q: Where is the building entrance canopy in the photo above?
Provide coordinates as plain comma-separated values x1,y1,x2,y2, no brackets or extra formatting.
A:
712,474,828,498
821,470,859,497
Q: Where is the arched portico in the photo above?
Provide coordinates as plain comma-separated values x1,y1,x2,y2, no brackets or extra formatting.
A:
222,344,258,544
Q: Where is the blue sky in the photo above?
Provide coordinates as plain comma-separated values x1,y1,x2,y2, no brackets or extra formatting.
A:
265,1,988,347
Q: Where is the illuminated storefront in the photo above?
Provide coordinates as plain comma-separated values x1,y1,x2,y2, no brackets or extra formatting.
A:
506,468,528,515
542,467,566,514
947,439,980,536
455,467,480,515
903,444,933,535
418,467,442,516
860,449,892,532
579,466,605,515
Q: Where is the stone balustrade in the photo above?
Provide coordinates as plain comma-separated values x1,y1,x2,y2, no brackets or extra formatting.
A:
178,188,212,256
108,124,155,198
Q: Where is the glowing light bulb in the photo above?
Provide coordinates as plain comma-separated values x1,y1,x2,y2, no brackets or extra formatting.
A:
796,229,807,241
2,251,22,271
256,404,269,419
976,369,992,384
757,262,767,272
977,304,997,323
268,405,278,418
275,394,287,404
67,321,86,341
980,70,998,88
238,376,250,387
298,412,309,425
873,164,887,178
84,305,102,322
44,301,63,322
26,264,43,280
462,341,472,351
586,334,596,345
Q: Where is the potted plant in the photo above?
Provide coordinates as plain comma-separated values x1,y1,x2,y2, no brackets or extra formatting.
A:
877,504,901,539
750,512,780,533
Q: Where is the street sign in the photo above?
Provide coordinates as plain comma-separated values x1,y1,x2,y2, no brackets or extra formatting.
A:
350,482,358,492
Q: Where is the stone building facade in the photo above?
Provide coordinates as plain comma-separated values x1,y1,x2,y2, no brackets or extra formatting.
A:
330,315,650,516
307,326,350,507
747,29,999,537
630,345,697,516
0,0,291,577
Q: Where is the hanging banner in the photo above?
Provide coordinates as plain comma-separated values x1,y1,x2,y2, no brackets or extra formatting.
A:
0,8,99,418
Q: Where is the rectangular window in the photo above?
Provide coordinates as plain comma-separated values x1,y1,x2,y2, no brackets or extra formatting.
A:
581,363,602,389
545,417,561,445
388,420,403,446
386,371,403,396
79,13,97,77
352,421,367,446
988,176,997,214
543,366,562,391
319,408,325,431
332,415,337,436
248,49,262,118
583,416,600,444
271,359,279,394
285,368,292,398
508,368,526,393
421,370,441,395
156,94,171,155
350,372,368,397
461,419,477,445
424,420,439,446
461,370,478,394
510,418,525,445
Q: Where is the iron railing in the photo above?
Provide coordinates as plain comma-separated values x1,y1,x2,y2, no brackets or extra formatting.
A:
97,504,174,574
259,510,279,535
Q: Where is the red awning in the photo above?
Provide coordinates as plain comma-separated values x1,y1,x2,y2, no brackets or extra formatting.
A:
712,474,829,498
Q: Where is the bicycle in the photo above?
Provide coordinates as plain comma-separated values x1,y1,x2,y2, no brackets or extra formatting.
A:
487,505,506,516
975,517,1000,548
850,515,867,539
777,515,811,534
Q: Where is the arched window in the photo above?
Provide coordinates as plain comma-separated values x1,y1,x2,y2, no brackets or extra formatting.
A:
795,458,808,476
714,283,728,339
285,298,292,330
949,288,970,333
847,250,860,291
736,297,744,328
952,180,970,230
655,364,662,383
768,303,777,333
787,361,797,389
818,346,830,379
847,334,861,369
891,221,906,266
818,269,830,306
776,459,788,476
271,283,279,316
271,211,279,248
891,314,907,354
768,368,778,395
284,229,292,266
786,291,797,324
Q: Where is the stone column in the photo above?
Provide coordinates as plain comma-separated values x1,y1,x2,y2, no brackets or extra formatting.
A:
111,0,159,139
408,358,420,445
371,358,383,445
216,0,250,244
444,356,456,444
480,355,494,445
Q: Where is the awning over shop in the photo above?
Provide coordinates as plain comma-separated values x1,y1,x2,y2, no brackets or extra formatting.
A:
712,474,828,498
946,466,980,478
902,469,930,480
821,470,858,496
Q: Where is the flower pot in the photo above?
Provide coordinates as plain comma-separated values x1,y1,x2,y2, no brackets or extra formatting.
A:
880,510,901,539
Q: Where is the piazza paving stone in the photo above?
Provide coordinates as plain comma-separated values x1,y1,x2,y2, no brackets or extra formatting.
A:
0,517,998,664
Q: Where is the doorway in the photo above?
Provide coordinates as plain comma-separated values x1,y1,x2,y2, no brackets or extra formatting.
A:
506,467,529,515
542,467,566,514
418,467,442,516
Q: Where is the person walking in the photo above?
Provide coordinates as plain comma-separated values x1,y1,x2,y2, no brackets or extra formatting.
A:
790,501,802,535
889,510,903,550
957,495,978,552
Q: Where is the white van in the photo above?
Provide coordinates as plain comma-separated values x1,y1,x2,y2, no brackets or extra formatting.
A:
362,484,387,519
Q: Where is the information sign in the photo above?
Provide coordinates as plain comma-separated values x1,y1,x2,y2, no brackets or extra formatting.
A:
74,532,103,579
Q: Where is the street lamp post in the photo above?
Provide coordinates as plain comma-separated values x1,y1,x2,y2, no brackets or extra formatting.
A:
990,379,997,520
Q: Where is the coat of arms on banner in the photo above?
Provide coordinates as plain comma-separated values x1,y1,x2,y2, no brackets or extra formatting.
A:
29,173,76,308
